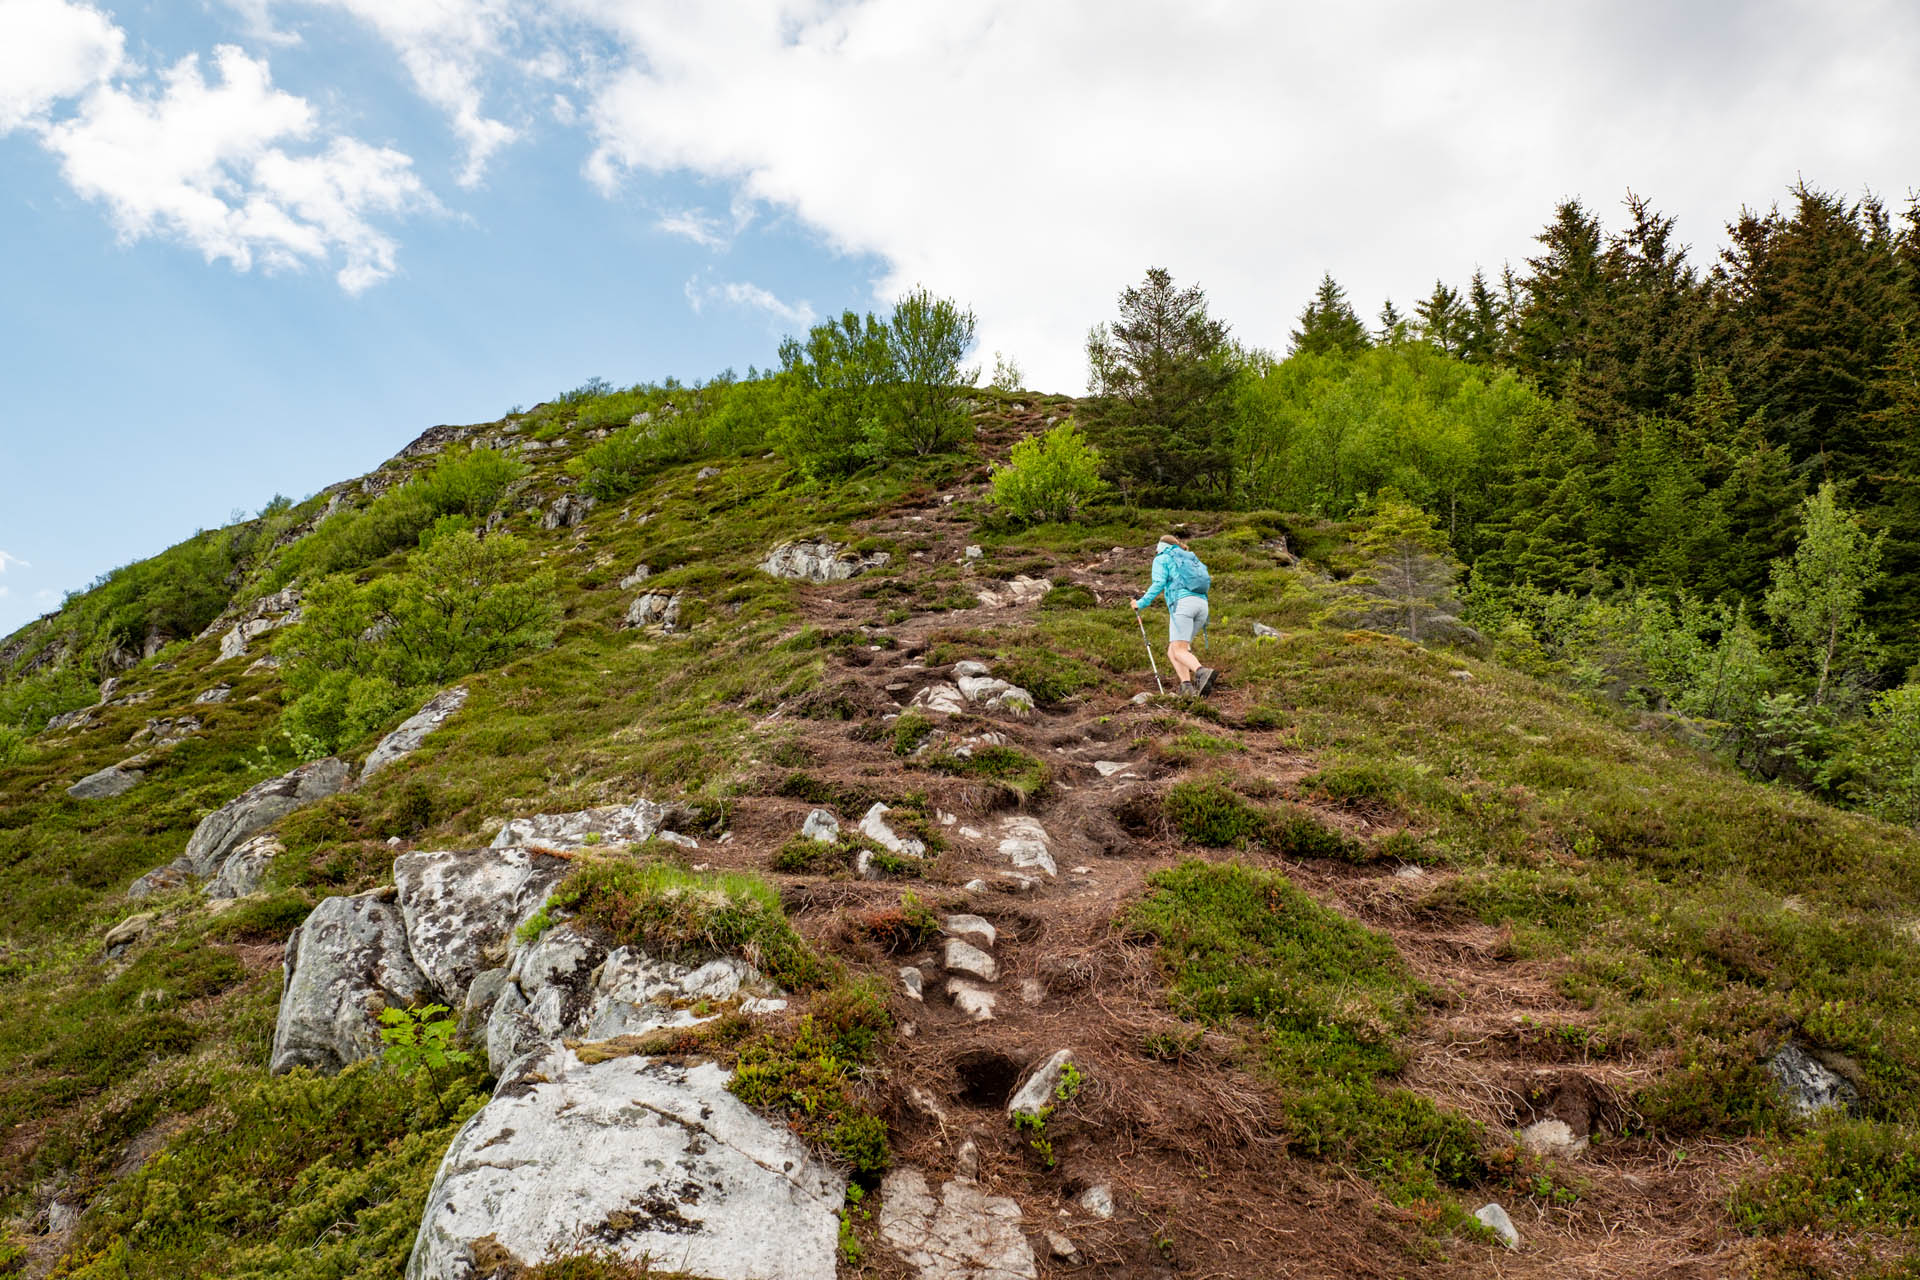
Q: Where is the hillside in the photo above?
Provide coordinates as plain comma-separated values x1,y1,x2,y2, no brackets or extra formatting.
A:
3,390,1919,1280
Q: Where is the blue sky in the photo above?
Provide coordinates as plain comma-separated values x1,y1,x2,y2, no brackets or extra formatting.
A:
3,0,1918,635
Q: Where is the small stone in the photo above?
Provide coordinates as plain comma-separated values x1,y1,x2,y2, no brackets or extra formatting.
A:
1517,1118,1589,1159
955,1139,979,1180
944,937,1000,983
963,879,990,893
1070,865,1092,876
998,816,1056,878
911,683,969,715
1092,761,1135,778
1077,1184,1114,1219
1393,864,1426,880
104,911,156,954
959,827,984,840
861,803,927,858
946,980,997,1021
942,914,996,947
623,591,681,631
1475,1202,1519,1249
801,808,840,843
997,873,1038,895
618,564,651,589
900,967,925,1001
1047,1231,1081,1263
1251,621,1282,639
696,466,720,479
194,683,233,703
1019,978,1045,1006
952,660,991,678
1452,669,1474,681
1130,692,1152,705
937,810,956,826
1008,1049,1075,1120
963,545,983,560
1768,1044,1860,1117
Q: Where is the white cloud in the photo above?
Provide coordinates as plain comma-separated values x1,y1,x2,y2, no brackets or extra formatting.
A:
556,0,1920,390
0,551,26,573
290,0,520,186
37,45,434,292
656,207,729,249
0,0,123,130
685,276,815,329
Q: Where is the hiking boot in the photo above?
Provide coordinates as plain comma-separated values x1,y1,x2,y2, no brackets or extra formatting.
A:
1179,681,1197,696
1194,667,1217,696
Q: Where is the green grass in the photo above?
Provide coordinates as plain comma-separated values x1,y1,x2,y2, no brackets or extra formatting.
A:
55,1059,488,1280
925,745,1052,797
728,978,893,1179
1129,859,1484,1197
529,855,830,991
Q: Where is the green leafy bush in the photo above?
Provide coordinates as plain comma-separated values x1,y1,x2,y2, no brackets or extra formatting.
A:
378,1004,473,1078
289,448,526,579
277,531,557,755
1733,1119,1920,1234
989,421,1107,525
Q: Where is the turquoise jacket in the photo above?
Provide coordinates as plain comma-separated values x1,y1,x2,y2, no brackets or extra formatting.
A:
1135,544,1201,612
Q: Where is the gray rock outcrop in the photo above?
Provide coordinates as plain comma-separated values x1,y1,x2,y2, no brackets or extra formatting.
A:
360,686,469,780
541,493,595,529
68,756,148,799
184,757,351,876
205,834,283,899
407,1049,845,1280
490,797,686,852
997,816,1057,878
392,845,567,1006
975,575,1052,609
1769,1043,1860,1117
760,540,891,582
879,1167,1037,1280
956,674,1034,715
800,808,840,842
270,892,432,1074
215,588,303,662
624,591,681,630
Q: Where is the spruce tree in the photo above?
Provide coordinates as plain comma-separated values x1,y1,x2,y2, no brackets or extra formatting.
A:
1289,273,1370,357
1082,267,1237,503
1377,299,1409,345
1415,281,1465,355
1460,269,1506,365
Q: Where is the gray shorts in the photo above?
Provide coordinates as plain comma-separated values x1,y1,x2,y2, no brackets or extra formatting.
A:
1169,595,1209,643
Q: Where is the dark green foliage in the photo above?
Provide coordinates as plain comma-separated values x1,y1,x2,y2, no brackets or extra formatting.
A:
1084,267,1239,504
730,996,892,1178
1289,272,1370,357
926,745,1051,796
890,710,935,756
1163,779,1266,846
1130,860,1483,1193
289,448,526,579
278,530,558,755
1734,1119,1920,1235
989,649,1102,704
60,1060,488,1280
537,856,830,991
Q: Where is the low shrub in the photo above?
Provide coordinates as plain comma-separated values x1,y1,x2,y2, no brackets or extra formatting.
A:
535,856,830,990
988,421,1107,525
926,745,1052,797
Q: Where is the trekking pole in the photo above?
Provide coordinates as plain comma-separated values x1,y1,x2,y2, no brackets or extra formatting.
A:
1134,609,1165,695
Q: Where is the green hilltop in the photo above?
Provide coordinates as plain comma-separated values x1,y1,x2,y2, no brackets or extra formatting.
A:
5,202,1920,1279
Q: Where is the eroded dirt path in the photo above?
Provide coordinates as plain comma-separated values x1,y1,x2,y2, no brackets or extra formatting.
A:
690,436,1758,1278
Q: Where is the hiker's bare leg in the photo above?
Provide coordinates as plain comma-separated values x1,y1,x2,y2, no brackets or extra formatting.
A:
1167,640,1201,683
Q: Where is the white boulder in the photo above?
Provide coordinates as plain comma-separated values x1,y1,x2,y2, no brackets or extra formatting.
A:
407,1050,845,1280
270,892,432,1074
360,686,469,780
759,539,891,582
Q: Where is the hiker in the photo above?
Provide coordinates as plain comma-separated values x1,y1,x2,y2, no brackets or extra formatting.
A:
1132,534,1215,695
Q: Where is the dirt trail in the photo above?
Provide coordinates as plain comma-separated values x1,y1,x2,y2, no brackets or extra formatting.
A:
693,423,1758,1278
